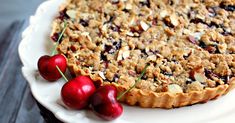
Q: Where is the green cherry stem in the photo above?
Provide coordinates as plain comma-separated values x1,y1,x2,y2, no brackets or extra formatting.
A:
56,65,68,82
117,64,149,101
51,21,68,56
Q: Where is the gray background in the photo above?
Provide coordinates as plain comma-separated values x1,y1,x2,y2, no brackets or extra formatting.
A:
0,0,44,36
0,0,45,123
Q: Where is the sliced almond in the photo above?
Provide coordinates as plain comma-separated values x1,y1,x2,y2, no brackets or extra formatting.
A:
160,10,168,18
101,24,108,32
140,21,149,31
98,71,106,80
147,55,156,62
126,31,134,36
194,72,207,82
66,10,77,19
81,32,92,41
218,43,227,54
122,50,130,59
168,84,183,93
170,15,179,26
125,3,132,10
190,67,207,82
117,46,130,61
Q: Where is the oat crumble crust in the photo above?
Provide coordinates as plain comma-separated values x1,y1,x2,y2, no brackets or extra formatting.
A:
52,0,235,108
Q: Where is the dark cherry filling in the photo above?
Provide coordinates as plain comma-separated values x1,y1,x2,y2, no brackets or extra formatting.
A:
220,2,235,12
130,26,143,36
190,18,207,25
204,45,220,54
141,75,148,80
50,32,64,43
186,80,193,85
163,17,174,28
208,22,220,28
122,9,129,13
113,41,122,50
107,73,119,83
160,69,173,77
205,69,219,79
197,41,220,54
205,69,233,85
51,33,59,42
183,51,192,60
110,25,120,32
111,0,119,4
100,53,107,61
169,0,174,5
198,41,206,48
207,7,217,17
221,76,232,84
79,19,89,27
57,9,69,20
104,16,115,25
104,45,114,54
101,40,122,61
220,25,232,36
139,0,150,8
221,30,232,36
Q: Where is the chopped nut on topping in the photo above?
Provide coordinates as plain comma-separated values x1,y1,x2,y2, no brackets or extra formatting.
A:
125,4,132,10
194,72,207,82
126,31,134,36
218,43,227,53
98,71,106,80
186,81,204,92
147,55,156,62
167,84,183,93
170,15,179,26
122,49,130,59
66,10,77,19
189,67,207,82
101,24,108,32
117,46,130,61
160,10,168,18
140,21,150,31
81,32,92,41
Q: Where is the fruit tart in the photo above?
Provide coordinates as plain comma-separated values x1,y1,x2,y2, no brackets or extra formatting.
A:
51,0,235,108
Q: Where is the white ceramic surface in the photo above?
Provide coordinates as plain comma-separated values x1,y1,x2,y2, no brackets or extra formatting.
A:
18,0,235,123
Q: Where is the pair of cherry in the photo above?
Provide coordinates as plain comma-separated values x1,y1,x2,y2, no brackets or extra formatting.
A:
38,54,123,120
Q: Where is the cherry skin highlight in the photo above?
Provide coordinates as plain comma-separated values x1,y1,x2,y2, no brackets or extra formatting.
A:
37,54,67,81
90,85,123,121
61,76,96,109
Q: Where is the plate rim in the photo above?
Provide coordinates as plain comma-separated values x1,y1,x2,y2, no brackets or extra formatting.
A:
18,0,235,123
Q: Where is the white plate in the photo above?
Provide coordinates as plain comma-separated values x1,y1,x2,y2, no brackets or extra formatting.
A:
18,0,235,123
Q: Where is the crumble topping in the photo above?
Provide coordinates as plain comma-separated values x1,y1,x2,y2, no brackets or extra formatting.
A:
53,0,235,93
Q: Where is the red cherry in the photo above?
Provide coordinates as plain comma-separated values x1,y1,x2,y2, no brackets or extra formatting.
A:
90,85,123,121
37,54,67,81
61,76,96,109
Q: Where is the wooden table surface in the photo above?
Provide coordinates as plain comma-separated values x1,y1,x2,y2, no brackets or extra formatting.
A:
0,20,45,123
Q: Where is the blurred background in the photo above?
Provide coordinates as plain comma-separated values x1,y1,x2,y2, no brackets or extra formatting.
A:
0,0,45,123
0,0,44,36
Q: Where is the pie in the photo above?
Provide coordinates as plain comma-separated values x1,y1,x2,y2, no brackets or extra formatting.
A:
51,0,235,108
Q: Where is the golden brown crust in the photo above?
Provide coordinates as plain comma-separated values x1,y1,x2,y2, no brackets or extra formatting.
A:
68,62,235,108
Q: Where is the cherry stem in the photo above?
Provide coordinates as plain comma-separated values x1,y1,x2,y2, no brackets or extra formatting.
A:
56,65,68,82
51,21,68,56
117,64,149,101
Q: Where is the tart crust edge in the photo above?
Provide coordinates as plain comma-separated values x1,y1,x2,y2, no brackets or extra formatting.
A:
68,62,235,108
